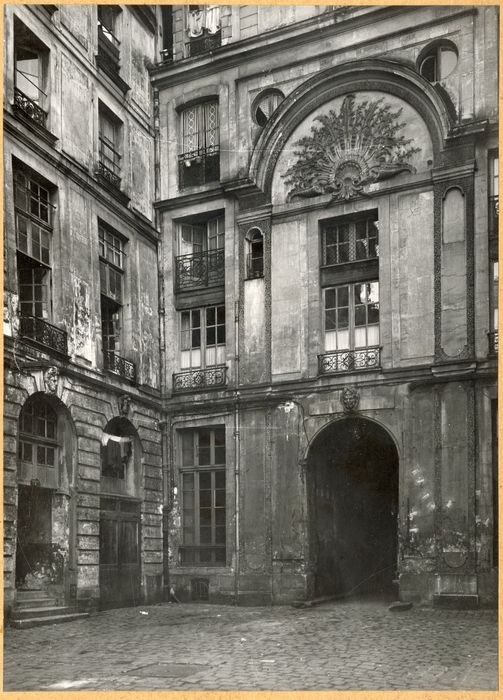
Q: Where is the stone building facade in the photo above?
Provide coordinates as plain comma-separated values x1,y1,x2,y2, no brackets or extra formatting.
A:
3,4,499,615
3,4,163,614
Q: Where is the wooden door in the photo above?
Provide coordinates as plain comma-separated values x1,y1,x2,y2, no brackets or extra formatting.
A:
99,498,141,608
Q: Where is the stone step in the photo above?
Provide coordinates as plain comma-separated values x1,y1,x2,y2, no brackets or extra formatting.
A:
10,611,89,630
433,593,479,610
16,589,54,601
12,606,76,620
15,598,58,610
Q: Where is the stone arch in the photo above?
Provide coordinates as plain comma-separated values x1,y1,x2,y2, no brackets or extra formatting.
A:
249,58,454,201
306,415,400,598
100,416,143,499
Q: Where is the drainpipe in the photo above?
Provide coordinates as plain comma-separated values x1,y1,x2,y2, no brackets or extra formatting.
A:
234,298,240,605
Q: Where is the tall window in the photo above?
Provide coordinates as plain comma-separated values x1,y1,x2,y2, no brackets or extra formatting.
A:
179,426,226,566
18,397,57,468
178,216,224,255
15,169,53,323
179,101,220,188
322,215,379,265
99,223,125,367
324,282,380,353
98,104,122,189
180,305,225,369
14,18,49,127
175,216,225,292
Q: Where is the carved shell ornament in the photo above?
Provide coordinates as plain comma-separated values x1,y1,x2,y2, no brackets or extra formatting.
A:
283,94,420,201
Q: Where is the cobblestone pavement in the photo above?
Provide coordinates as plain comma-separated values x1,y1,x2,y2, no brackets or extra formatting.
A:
3,597,498,692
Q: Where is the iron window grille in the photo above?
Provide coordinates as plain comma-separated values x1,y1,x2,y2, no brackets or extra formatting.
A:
322,216,379,266
320,281,380,374
179,427,226,566
103,350,136,383
19,314,68,356
18,397,58,468
179,101,219,188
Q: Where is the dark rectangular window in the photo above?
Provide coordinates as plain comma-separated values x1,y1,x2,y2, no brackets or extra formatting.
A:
98,104,122,188
180,426,226,566
322,215,379,266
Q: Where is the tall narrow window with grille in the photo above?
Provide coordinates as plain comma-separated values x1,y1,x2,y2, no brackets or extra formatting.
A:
14,168,67,355
13,18,50,128
97,5,121,71
98,103,122,191
489,151,499,355
319,212,380,374
99,223,135,382
178,100,220,188
179,426,226,566
175,214,225,292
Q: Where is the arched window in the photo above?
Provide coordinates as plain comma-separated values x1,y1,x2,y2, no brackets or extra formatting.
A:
419,42,458,82
246,228,264,279
18,396,57,468
252,89,284,127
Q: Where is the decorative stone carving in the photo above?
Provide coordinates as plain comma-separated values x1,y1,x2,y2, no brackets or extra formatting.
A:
283,94,420,201
119,394,131,417
341,387,360,413
43,366,59,394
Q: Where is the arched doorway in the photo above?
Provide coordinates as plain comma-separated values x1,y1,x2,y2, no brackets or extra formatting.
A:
16,393,77,603
99,417,142,609
307,416,399,599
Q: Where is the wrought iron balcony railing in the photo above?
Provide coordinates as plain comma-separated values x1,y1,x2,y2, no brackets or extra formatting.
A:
13,88,48,128
173,365,227,393
488,330,498,356
19,315,68,355
178,146,220,189
104,351,136,382
186,30,221,58
175,249,225,292
318,346,381,375
97,159,122,191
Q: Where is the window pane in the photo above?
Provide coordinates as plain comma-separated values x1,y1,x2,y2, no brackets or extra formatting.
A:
325,309,336,331
200,527,212,544
215,526,226,544
337,286,349,308
354,305,366,327
215,467,225,486
206,307,215,326
325,288,336,310
182,433,194,466
199,470,211,489
337,308,349,329
200,506,211,524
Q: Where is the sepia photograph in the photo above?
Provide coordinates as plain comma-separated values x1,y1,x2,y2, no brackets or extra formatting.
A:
2,1,499,693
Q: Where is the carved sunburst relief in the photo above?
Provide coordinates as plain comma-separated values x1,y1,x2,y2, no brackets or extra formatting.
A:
283,94,421,201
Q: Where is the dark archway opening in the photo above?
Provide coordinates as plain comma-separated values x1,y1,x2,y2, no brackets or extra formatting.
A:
308,417,398,599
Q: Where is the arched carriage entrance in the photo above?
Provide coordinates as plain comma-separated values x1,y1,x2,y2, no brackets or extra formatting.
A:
307,417,399,599
99,417,142,609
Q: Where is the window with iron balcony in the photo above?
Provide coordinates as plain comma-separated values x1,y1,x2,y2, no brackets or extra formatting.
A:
178,101,220,189
98,103,123,192
319,212,380,374
173,305,226,392
179,426,226,567
13,18,50,130
175,215,225,292
99,223,136,383
14,168,67,356
186,6,221,58
97,6,121,70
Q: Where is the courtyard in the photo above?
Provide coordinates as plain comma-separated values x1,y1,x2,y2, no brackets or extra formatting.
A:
3,597,498,692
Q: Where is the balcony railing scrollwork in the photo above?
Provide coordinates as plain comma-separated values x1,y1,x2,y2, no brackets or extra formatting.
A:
318,346,381,375
186,30,221,58
488,330,498,356
175,249,225,292
173,365,227,393
19,315,68,355
97,160,122,191
104,351,136,382
13,88,48,128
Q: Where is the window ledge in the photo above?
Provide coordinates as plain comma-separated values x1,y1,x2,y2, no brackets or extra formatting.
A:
11,104,58,148
96,54,131,95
